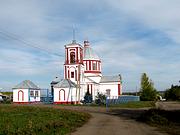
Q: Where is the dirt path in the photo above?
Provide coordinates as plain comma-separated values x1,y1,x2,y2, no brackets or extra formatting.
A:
71,112,167,135
25,105,169,135
156,101,180,110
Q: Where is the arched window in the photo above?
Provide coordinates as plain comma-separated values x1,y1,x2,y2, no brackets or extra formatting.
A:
70,52,75,63
59,89,65,101
18,90,24,101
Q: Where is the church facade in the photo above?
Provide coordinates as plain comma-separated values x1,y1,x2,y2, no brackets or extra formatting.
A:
52,40,122,104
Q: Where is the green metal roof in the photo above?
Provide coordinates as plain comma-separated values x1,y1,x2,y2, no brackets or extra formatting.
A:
100,75,121,83
53,79,77,88
13,80,40,89
83,41,100,60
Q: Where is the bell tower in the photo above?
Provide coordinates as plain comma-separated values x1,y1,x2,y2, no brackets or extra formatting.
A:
64,40,83,83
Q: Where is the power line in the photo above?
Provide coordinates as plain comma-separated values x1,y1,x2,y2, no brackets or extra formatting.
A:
0,29,63,57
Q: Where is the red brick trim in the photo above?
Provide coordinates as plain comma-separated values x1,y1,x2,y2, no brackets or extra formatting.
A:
13,101,41,104
84,71,101,73
118,84,121,96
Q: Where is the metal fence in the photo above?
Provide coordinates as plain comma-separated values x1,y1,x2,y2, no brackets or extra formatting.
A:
40,89,53,104
106,95,140,105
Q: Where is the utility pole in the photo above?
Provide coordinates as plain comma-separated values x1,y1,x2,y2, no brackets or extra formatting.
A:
78,64,81,103
75,72,78,104
75,64,81,104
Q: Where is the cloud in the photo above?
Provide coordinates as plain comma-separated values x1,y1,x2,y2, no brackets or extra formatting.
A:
0,48,62,75
0,0,180,91
106,0,180,43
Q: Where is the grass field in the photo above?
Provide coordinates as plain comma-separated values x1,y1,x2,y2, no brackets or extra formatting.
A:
0,105,90,135
109,101,155,108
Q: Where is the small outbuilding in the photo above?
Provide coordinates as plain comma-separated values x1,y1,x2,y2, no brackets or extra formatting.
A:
52,79,77,104
13,80,41,103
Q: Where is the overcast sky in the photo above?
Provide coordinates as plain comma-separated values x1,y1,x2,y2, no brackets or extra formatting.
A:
0,0,180,91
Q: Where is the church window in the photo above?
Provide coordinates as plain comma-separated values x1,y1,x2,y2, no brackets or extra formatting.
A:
59,89,65,101
35,91,39,97
93,63,96,70
106,89,111,96
30,90,34,96
70,52,75,63
71,72,74,78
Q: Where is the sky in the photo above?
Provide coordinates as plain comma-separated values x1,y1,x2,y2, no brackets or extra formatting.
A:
0,0,180,92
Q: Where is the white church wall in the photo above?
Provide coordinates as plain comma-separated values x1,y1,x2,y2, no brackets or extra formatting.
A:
54,87,78,104
99,82,119,99
79,84,86,101
92,84,99,100
81,83,99,101
84,75,101,83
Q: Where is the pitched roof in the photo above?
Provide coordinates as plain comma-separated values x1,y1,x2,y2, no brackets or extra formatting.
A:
100,75,121,83
13,80,40,89
85,77,99,84
83,41,100,60
51,77,61,85
53,79,77,88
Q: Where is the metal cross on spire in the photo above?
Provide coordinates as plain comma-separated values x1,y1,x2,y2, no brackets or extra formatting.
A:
72,26,76,44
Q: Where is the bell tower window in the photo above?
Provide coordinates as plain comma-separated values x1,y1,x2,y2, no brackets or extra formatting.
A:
71,72,74,78
70,52,75,63
93,63,96,70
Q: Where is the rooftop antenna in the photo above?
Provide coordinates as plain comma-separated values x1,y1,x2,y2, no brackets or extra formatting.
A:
72,26,76,43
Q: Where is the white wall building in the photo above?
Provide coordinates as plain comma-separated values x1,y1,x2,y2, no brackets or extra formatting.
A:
52,40,122,104
13,80,41,103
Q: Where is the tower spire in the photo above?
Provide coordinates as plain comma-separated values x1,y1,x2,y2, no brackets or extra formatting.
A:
72,27,76,43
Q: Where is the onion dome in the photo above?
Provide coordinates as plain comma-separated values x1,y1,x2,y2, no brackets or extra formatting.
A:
83,40,101,74
83,40,100,60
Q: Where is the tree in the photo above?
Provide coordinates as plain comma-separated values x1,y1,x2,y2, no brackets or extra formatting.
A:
83,90,92,104
140,73,157,101
95,92,106,105
164,85,180,101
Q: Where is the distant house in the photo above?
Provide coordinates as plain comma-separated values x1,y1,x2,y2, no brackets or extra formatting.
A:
13,80,41,103
52,79,77,104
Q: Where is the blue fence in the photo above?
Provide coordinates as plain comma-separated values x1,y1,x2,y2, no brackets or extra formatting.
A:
106,95,140,105
40,89,53,104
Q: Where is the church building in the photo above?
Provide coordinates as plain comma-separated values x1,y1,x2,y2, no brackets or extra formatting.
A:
52,39,122,104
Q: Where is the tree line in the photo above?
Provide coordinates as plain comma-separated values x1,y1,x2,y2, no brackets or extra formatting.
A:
140,73,180,101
